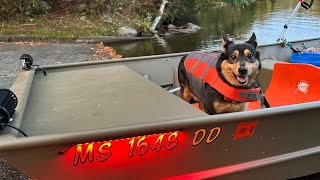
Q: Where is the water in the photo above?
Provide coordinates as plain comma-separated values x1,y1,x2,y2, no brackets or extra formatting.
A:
112,0,320,57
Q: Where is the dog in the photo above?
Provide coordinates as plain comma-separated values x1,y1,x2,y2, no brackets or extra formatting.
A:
178,32,262,115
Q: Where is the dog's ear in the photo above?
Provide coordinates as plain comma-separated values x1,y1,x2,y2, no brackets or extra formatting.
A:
246,32,257,48
221,32,233,53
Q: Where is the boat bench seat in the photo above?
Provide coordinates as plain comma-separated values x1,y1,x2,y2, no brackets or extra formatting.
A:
247,62,320,110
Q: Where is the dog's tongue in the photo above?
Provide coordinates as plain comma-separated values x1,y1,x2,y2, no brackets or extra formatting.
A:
237,76,247,83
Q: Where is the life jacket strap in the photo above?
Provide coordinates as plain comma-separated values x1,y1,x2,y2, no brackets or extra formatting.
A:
238,91,263,101
239,90,271,108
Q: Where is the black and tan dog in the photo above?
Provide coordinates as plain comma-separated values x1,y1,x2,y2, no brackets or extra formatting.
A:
178,32,262,115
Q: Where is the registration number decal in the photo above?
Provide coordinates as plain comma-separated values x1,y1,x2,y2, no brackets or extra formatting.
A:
62,126,224,166
69,132,179,166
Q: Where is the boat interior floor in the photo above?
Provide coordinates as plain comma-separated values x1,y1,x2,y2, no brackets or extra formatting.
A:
20,65,206,136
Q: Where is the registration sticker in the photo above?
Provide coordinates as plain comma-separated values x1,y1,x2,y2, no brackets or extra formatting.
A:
233,121,258,140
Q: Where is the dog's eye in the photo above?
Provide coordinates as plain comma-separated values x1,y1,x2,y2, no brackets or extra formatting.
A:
230,55,236,60
247,54,255,63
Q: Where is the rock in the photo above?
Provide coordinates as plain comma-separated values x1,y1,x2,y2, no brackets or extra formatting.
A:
186,23,201,31
167,24,176,30
77,4,87,13
149,29,157,35
165,23,201,36
101,14,113,23
163,33,171,37
117,26,138,37
80,16,86,21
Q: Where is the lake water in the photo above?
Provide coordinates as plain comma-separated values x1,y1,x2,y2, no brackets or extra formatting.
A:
112,0,320,57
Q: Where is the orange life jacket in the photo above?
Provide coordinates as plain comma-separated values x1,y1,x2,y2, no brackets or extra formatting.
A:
184,51,262,102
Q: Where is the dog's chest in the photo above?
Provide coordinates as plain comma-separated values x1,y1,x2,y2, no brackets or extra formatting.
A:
213,100,248,114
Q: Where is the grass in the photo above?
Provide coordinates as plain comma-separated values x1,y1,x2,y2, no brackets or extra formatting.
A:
0,13,145,39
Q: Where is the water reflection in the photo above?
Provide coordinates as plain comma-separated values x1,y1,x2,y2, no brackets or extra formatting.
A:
112,0,320,57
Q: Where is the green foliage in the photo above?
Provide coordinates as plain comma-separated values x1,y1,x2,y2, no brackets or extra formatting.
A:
0,0,51,19
133,0,159,18
85,0,128,16
162,0,221,23
227,0,256,6
21,0,51,17
163,0,197,22
137,13,153,34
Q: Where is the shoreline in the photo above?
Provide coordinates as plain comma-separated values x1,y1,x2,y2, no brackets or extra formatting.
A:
0,35,155,45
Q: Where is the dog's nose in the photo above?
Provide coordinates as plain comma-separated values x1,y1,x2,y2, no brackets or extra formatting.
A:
238,67,248,75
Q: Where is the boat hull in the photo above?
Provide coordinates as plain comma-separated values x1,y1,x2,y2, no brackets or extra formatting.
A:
0,38,319,179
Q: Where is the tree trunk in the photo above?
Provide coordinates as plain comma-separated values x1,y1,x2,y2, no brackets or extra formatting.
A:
150,0,168,31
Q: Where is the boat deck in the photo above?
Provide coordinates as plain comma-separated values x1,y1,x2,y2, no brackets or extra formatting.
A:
20,65,206,136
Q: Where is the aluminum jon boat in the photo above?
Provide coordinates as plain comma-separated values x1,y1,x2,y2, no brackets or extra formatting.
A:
0,37,320,180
